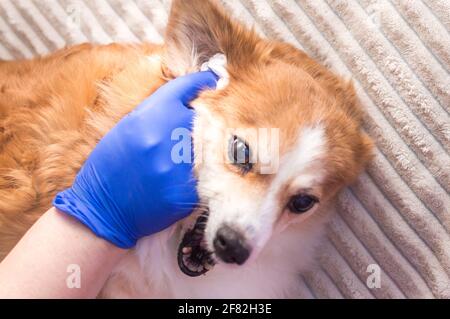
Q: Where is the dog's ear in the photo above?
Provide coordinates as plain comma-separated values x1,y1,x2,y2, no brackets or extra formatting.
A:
163,0,264,77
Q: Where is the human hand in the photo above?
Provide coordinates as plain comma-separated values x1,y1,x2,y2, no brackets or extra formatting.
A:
53,71,217,248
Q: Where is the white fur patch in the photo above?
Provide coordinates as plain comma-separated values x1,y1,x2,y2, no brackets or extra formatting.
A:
146,55,161,64
263,126,327,237
275,126,327,192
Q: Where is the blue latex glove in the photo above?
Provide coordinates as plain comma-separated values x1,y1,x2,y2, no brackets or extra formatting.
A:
53,71,218,249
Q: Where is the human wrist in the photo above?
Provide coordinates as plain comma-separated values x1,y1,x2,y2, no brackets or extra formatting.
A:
53,189,136,249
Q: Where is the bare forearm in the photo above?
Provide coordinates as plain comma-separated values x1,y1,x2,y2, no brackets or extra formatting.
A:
0,207,126,298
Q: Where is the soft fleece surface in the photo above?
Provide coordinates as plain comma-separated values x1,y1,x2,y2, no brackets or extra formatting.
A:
0,0,449,299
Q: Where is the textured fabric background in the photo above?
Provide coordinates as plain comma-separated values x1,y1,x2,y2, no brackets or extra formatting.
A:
0,0,449,298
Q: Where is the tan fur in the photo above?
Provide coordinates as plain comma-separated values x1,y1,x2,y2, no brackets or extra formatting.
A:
0,43,164,258
0,0,372,286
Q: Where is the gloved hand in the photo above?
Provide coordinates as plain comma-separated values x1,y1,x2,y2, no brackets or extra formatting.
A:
53,71,218,249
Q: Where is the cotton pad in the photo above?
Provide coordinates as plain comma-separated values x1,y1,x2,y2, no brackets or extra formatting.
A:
200,53,229,90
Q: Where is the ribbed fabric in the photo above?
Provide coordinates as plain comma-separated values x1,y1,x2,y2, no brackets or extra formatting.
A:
0,0,448,298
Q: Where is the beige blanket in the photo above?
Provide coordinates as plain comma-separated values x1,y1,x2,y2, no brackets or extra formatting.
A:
0,0,449,298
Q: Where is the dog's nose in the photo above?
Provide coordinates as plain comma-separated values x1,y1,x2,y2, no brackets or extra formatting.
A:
213,225,251,265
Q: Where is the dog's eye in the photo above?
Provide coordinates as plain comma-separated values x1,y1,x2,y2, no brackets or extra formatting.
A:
288,195,318,214
229,136,252,173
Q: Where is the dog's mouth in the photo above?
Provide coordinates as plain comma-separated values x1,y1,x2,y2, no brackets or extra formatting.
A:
177,209,216,277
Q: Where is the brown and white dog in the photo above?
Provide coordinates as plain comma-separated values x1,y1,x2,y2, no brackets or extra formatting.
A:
0,0,373,298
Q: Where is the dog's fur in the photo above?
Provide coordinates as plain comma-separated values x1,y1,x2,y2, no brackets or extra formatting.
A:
0,0,373,298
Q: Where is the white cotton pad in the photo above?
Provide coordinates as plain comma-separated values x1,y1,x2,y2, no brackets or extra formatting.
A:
200,53,229,90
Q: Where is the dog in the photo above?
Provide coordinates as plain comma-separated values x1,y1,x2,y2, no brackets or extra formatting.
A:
0,0,373,298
